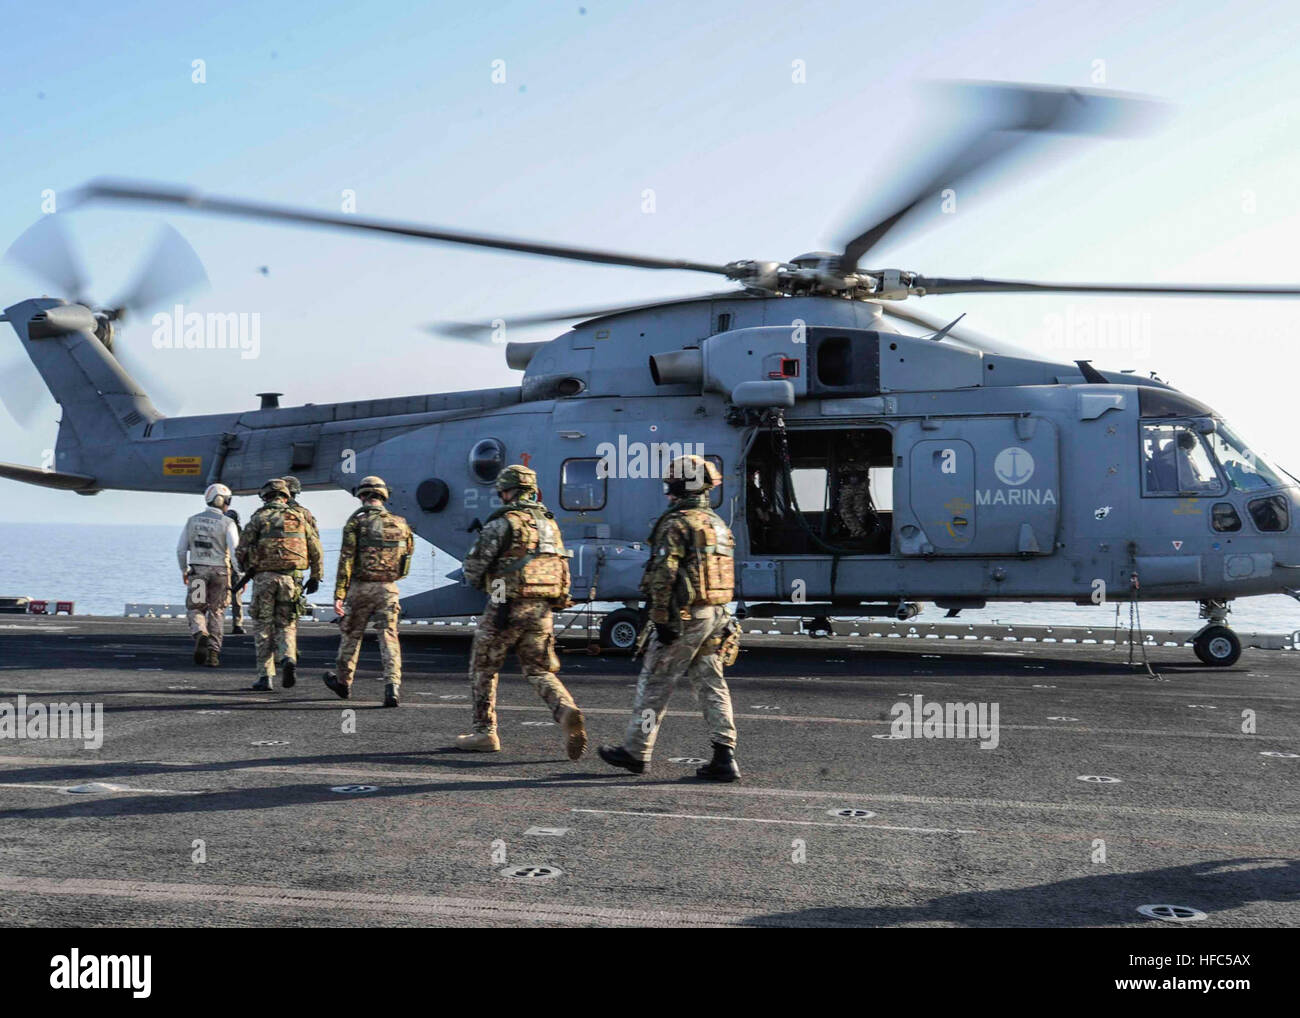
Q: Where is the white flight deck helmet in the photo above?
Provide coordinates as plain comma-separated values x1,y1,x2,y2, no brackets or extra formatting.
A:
204,483,232,508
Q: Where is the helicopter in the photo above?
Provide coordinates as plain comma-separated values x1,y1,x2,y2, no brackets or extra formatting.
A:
5,81,1300,667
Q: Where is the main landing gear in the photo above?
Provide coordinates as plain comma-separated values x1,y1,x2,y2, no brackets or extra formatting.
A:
1191,600,1241,667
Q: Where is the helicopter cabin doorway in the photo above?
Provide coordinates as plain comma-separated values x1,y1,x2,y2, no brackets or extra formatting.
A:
745,426,892,555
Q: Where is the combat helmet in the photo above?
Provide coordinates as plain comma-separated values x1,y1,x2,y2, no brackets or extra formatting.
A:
282,475,303,496
259,478,290,501
664,454,720,494
356,475,390,501
496,464,538,494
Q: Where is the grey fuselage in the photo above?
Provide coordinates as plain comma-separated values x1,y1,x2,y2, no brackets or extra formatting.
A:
8,294,1297,617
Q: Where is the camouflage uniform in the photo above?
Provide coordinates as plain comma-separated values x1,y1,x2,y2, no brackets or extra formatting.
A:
332,501,414,692
237,484,322,687
836,471,874,538
459,465,585,758
223,507,245,631
622,491,739,762
284,477,320,618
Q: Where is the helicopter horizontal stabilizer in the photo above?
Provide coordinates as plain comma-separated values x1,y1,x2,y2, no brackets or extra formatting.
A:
0,460,97,491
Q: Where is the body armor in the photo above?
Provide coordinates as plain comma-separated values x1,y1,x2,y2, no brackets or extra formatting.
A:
351,506,411,582
644,505,736,608
489,505,570,600
247,504,310,572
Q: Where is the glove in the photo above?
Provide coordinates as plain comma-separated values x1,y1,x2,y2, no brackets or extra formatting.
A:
654,623,678,645
304,577,320,595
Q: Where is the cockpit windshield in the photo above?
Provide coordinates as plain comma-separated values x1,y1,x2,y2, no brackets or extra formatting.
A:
1204,423,1287,492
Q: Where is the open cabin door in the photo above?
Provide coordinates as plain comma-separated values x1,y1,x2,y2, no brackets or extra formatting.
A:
893,416,1060,556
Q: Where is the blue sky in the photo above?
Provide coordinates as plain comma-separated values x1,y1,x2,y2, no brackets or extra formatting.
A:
2,0,1300,527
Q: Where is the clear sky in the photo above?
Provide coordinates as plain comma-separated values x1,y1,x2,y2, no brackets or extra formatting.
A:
2,0,1299,529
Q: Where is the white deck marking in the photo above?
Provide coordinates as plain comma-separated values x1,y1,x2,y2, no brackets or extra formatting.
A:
0,875,759,927
572,807,976,835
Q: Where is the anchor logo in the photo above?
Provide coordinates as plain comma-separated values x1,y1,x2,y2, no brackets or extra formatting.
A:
993,446,1035,486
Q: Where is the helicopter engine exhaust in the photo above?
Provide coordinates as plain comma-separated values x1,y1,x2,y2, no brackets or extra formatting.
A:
648,349,703,386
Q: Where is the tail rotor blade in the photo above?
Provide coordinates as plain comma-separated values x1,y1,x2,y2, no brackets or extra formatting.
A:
0,354,48,427
112,223,209,316
4,216,89,301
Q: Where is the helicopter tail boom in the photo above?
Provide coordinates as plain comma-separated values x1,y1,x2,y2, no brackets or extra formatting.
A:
4,297,162,489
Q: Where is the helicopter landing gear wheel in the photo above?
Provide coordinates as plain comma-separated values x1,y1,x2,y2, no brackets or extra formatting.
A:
599,608,643,653
1193,625,1241,667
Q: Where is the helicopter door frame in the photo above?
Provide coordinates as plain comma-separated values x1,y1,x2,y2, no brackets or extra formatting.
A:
742,420,895,558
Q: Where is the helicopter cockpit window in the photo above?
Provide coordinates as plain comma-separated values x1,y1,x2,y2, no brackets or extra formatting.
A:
561,458,605,511
1140,424,1222,496
1204,424,1285,493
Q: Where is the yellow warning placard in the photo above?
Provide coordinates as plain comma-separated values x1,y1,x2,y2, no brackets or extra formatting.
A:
163,456,203,476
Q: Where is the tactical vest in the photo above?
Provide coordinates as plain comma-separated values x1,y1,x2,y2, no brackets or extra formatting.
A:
662,507,736,606
352,507,409,582
249,503,310,572
489,506,569,600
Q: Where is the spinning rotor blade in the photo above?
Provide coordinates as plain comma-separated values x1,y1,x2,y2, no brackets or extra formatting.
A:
78,179,733,277
839,82,1166,271
0,354,48,427
425,290,751,340
4,215,89,301
109,222,209,317
870,301,1025,356
907,276,1300,298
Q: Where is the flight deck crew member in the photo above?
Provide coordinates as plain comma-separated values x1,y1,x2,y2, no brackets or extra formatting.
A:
454,464,588,760
224,504,246,633
322,476,414,708
178,483,240,667
237,478,322,691
599,455,742,781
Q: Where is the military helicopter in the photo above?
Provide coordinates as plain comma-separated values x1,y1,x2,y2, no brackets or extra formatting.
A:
5,82,1300,666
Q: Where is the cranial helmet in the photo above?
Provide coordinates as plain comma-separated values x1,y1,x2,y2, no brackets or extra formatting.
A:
282,475,303,495
204,483,232,507
356,475,390,501
496,464,538,494
664,454,719,493
260,478,290,501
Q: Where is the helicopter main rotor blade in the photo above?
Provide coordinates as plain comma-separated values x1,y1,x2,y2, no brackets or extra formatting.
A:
77,179,733,277
109,223,210,317
426,290,752,340
839,82,1165,272
4,216,89,301
909,277,1300,298
870,300,1027,356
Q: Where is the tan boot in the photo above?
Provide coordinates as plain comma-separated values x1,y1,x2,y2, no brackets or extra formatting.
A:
558,705,587,761
455,731,501,752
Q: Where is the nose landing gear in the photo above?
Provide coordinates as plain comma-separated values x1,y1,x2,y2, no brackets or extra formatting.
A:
1192,600,1241,667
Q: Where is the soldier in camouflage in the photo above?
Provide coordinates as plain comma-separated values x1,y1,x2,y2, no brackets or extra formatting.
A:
283,476,319,618
599,454,742,781
236,478,323,691
322,476,414,707
223,503,246,633
454,464,587,760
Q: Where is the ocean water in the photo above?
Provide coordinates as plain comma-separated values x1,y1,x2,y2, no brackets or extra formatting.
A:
1,522,1298,634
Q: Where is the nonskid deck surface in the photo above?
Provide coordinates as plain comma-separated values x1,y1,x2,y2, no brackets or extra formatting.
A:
0,616,1295,927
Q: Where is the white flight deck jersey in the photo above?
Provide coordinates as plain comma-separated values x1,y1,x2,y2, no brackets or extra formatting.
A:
177,506,240,570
